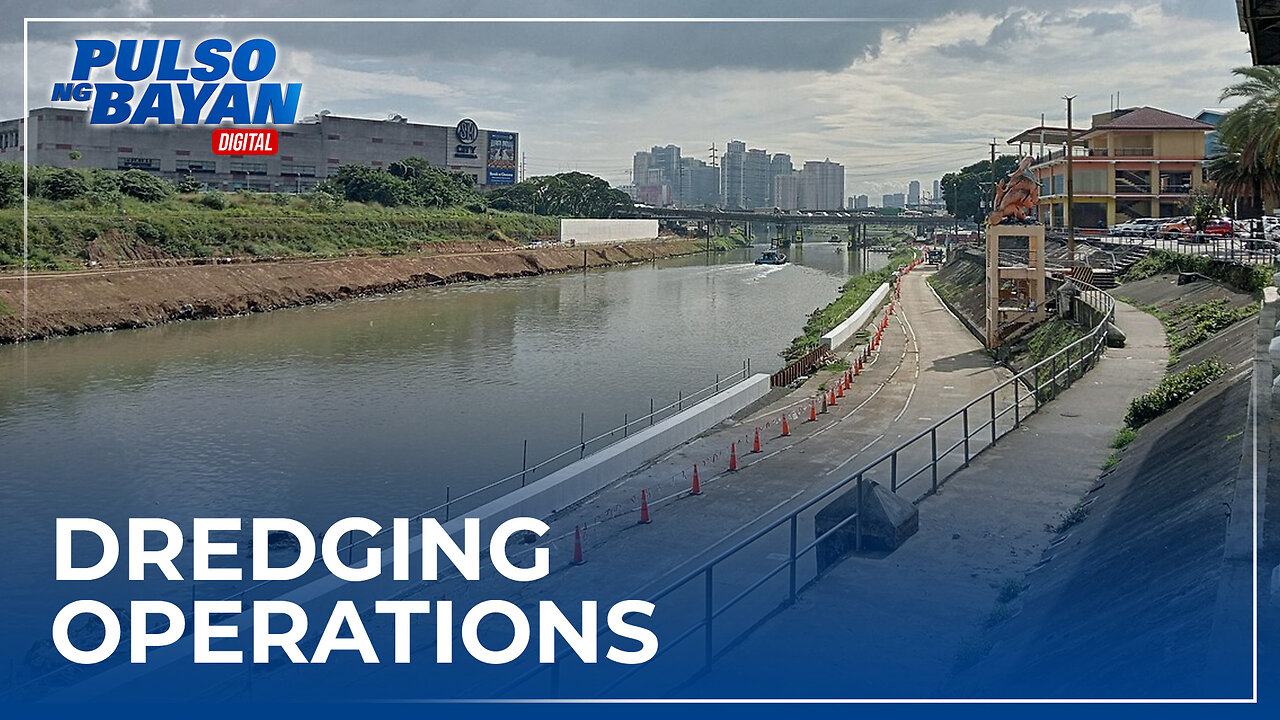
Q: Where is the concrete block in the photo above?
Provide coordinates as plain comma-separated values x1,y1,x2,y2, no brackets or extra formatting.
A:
821,283,890,351
1270,337,1280,371
814,480,919,574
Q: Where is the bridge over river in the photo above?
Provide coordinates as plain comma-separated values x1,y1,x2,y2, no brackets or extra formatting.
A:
625,206,962,246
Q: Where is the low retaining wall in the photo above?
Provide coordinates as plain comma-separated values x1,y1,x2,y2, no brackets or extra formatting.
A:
821,283,890,351
453,372,772,529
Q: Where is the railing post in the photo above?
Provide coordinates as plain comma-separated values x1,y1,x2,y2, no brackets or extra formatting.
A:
962,407,971,464
521,439,528,487
891,451,899,492
580,413,586,459
989,392,997,446
623,413,628,438
1014,380,1021,427
704,567,715,670
1050,355,1058,397
788,515,798,604
855,474,864,553
930,427,938,492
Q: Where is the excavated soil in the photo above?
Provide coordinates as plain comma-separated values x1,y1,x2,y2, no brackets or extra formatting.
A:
0,238,708,343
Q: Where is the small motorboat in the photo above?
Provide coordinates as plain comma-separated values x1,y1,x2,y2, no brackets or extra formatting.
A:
755,250,788,265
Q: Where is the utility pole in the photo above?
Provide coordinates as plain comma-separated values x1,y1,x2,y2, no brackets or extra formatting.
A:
1063,94,1077,265
989,139,997,222
520,152,526,183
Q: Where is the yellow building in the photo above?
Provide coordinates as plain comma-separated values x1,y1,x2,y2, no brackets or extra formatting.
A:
1008,107,1214,229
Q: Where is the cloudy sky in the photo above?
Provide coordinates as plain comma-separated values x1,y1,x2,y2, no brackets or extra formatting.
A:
0,1,1251,199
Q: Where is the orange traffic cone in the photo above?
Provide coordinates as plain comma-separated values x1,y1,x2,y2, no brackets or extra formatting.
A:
729,443,738,471
639,490,651,524
691,464,702,495
821,392,828,413
572,525,585,565
829,387,837,406
781,415,790,436
809,401,817,421
854,359,861,376
752,428,761,453
837,381,845,399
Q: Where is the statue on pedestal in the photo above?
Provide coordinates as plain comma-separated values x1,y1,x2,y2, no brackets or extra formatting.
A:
987,156,1040,226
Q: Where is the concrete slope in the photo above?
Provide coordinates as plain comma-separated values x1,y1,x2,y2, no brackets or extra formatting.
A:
946,320,1254,699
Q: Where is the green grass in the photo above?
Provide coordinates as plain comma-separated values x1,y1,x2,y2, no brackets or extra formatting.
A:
1102,453,1120,471
1,193,563,270
1125,359,1229,429
1160,299,1257,354
782,240,917,361
1122,249,1273,294
0,296,11,317
1110,427,1137,450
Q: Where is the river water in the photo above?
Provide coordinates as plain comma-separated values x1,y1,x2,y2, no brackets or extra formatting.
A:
0,242,887,664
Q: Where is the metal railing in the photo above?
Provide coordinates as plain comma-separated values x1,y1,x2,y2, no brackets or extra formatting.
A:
1046,230,1280,267
499,280,1117,699
770,344,829,387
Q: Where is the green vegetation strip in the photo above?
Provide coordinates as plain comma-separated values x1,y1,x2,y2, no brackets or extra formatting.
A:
1123,249,1273,294
1145,298,1257,354
1124,359,1228,429
782,244,916,361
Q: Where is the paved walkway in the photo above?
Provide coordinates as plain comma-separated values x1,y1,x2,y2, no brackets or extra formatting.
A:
691,297,1167,698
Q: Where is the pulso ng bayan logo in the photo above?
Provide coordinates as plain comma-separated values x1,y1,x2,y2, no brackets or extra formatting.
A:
454,118,479,159
50,38,302,155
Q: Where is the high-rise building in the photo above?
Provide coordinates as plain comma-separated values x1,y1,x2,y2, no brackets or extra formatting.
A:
775,172,800,210
908,180,921,207
799,159,845,210
632,151,652,188
721,140,746,208
744,148,773,209
680,156,720,207
932,179,942,203
649,144,682,202
854,194,870,209
883,193,906,208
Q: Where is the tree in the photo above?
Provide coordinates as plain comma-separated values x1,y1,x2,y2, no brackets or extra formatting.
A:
942,155,1020,224
487,172,632,217
0,162,21,208
1209,66,1280,218
327,164,414,206
39,167,88,201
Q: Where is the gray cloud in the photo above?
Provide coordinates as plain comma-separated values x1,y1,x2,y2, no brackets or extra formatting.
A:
936,10,1037,62
1074,11,1136,35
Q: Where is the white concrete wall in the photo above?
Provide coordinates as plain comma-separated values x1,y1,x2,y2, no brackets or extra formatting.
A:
821,283,891,351
560,219,659,245
454,372,771,528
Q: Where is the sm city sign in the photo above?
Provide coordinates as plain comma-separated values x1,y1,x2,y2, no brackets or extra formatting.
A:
454,118,478,160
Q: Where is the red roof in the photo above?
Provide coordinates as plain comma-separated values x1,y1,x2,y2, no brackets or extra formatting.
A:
1085,106,1214,133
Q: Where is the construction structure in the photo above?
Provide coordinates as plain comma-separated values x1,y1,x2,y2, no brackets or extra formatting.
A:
985,157,1047,347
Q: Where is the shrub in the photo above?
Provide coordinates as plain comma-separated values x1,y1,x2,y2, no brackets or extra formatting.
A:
1124,359,1228,428
197,190,229,210
40,167,89,201
117,169,173,202
0,162,21,208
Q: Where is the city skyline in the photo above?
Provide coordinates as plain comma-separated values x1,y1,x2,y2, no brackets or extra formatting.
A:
1,3,1245,198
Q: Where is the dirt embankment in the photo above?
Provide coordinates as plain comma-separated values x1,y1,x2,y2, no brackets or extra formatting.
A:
0,238,708,343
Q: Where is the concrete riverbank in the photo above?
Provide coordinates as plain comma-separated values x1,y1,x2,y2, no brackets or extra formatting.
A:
0,237,715,343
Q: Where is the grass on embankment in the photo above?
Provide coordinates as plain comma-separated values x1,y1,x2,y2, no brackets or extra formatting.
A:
1,193,563,270
782,242,917,361
1122,249,1273,294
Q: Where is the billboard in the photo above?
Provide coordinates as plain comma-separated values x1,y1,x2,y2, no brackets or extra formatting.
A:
486,130,517,185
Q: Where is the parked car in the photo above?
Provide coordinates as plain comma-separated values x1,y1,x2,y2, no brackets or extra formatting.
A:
1110,217,1165,237
1159,217,1193,236
1202,217,1235,236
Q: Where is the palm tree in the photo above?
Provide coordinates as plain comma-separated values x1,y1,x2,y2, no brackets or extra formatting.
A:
1209,66,1280,217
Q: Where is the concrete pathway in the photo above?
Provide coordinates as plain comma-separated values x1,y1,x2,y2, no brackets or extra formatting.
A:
689,296,1167,699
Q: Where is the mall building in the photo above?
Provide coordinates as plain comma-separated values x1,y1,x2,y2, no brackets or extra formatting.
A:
0,107,519,193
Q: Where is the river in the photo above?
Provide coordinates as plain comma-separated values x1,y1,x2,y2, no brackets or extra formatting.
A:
0,241,889,665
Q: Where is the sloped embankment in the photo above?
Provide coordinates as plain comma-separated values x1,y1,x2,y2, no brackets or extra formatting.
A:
945,281,1255,699
927,251,987,339
0,238,707,343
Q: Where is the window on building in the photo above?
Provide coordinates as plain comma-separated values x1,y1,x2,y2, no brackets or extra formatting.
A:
1116,199,1151,220
1158,170,1192,195
1073,202,1108,229
1158,202,1183,218
280,163,316,177
371,138,384,144
180,160,217,174
1073,169,1107,193
1114,169,1151,194
229,161,267,175
326,134,340,140
117,157,160,170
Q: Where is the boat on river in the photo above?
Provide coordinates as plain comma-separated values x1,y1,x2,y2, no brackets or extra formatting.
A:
755,250,788,265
